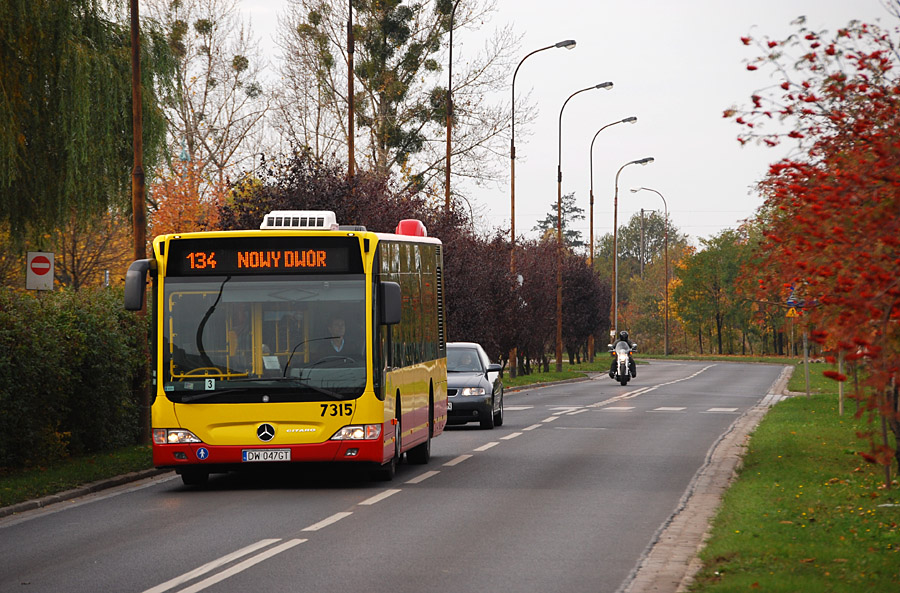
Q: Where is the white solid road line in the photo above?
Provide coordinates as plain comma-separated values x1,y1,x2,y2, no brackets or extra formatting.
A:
175,539,305,593
141,538,300,593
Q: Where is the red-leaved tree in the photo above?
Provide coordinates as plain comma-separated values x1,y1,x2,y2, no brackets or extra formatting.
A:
730,16,900,476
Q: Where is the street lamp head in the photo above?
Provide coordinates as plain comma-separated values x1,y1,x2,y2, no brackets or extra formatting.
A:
636,156,654,165
555,39,577,49
629,187,643,193
622,116,638,124
596,81,614,90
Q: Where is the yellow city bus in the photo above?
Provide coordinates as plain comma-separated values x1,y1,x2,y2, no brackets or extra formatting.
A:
125,211,447,484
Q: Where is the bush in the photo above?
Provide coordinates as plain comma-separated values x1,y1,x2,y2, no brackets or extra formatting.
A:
0,287,147,469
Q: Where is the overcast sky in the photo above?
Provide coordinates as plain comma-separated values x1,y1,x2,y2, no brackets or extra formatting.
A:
240,0,893,244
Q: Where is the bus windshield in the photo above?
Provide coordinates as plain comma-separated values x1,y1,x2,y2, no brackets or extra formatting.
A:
162,275,367,403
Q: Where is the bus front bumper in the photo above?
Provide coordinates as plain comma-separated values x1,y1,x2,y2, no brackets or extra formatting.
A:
153,438,386,469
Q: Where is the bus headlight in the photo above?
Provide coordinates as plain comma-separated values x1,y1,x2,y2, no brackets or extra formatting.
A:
330,425,382,440
460,387,486,396
153,429,202,444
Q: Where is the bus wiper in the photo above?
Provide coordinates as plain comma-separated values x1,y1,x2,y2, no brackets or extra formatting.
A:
283,336,339,376
181,388,250,403
265,377,345,400
196,276,231,369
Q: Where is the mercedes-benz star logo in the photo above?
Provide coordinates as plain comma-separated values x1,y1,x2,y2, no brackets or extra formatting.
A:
257,423,275,442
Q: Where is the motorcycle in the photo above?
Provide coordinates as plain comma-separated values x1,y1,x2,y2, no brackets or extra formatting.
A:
608,340,637,386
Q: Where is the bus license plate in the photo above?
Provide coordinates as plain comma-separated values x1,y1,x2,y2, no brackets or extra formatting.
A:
242,449,291,462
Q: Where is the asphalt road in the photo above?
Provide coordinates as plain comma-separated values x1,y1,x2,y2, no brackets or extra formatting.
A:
0,360,786,593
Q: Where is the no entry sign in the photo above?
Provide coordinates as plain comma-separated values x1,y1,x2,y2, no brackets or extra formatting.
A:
26,252,54,290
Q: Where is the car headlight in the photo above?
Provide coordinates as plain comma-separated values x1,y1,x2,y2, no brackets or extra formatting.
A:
153,429,202,444
459,387,486,396
330,425,382,440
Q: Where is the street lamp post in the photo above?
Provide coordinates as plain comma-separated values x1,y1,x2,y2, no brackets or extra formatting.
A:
613,157,654,336
445,0,461,212
630,186,669,355
587,116,636,362
508,38,575,377
511,39,576,266
347,0,354,181
556,81,614,372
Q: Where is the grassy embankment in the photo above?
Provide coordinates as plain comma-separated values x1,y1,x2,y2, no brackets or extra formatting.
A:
688,362,899,591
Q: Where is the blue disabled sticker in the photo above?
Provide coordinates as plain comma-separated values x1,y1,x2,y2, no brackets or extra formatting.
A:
196,447,209,461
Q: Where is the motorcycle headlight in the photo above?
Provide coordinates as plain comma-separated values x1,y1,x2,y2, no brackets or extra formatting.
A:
460,387,486,396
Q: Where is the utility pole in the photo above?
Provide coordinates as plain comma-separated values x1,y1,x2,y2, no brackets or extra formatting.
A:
130,0,150,445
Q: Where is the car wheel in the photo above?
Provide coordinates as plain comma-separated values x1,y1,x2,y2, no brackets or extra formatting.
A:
493,392,504,427
480,400,495,429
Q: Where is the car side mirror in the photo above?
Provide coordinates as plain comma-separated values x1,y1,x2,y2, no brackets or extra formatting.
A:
486,363,501,375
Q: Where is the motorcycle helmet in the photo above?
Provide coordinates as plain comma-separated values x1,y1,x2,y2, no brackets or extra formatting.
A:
618,330,629,342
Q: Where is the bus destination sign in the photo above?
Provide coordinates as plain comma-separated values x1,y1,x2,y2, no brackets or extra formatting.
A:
166,237,361,276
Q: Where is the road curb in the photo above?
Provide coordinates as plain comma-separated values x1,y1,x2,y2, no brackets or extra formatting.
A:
0,468,172,519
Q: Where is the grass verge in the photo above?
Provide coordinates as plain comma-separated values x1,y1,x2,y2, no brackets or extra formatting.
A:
689,362,900,591
1,446,153,509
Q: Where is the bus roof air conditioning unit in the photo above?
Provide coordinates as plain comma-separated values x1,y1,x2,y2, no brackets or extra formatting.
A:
260,211,339,230
395,219,428,237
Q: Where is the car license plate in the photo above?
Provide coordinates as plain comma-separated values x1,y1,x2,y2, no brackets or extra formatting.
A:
242,449,291,462
447,401,452,411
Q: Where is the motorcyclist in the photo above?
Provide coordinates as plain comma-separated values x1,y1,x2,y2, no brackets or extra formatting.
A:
609,330,637,379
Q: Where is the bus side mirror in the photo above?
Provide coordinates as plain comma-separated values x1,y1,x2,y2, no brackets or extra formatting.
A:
124,259,153,311
379,281,401,325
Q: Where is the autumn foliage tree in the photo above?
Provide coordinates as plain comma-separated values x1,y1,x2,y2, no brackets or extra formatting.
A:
149,158,224,237
731,16,900,475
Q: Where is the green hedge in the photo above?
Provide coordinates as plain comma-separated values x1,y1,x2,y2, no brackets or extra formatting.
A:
0,287,147,470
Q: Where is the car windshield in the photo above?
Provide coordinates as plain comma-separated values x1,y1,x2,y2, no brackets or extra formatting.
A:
162,275,367,403
447,348,483,372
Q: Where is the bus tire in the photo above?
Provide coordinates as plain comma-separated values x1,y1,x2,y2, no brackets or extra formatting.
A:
180,469,209,486
408,394,433,465
373,396,401,481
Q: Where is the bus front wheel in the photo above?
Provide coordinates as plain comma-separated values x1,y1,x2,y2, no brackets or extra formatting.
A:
373,397,401,481
179,469,209,486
